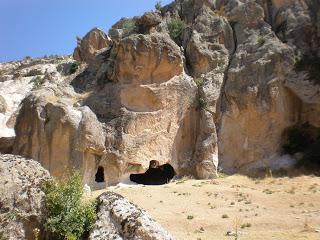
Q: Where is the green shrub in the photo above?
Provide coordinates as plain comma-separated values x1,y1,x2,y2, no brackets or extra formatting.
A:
0,232,7,240
198,97,207,110
257,36,266,46
122,19,136,35
194,77,205,87
155,1,162,11
30,76,45,89
42,170,97,240
167,18,185,39
294,53,320,84
69,62,80,74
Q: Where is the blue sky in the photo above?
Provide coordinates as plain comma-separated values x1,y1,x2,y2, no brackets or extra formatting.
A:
0,0,172,62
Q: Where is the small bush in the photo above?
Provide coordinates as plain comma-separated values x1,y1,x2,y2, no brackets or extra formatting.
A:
155,1,162,11
222,214,229,218
167,18,185,39
122,19,136,35
30,76,45,89
194,77,205,87
0,232,7,240
294,53,320,84
187,215,194,220
69,62,80,74
257,37,266,46
42,170,97,240
198,97,207,110
241,223,252,228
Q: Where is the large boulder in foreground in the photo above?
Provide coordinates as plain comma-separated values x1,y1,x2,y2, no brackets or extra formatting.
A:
0,154,50,240
89,192,175,240
73,28,112,63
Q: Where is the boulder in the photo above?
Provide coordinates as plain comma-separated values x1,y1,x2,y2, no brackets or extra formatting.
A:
0,154,50,240
73,28,112,63
89,192,175,240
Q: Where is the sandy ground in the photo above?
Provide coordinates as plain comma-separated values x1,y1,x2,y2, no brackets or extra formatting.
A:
90,174,320,240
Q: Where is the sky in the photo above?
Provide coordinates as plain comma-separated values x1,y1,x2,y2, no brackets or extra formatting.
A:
0,0,173,62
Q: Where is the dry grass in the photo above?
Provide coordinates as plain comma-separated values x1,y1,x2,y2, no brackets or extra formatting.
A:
90,175,320,240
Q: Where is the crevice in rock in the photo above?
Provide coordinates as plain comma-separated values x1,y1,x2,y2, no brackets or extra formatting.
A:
217,21,238,117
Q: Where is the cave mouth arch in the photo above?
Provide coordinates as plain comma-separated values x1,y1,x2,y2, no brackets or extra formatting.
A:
95,166,105,183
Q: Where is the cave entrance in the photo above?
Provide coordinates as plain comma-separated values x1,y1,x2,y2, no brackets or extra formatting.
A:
129,161,176,185
95,166,105,183
282,123,320,172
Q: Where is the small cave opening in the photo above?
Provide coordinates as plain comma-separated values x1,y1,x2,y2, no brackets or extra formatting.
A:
281,123,320,172
129,160,176,185
95,166,105,183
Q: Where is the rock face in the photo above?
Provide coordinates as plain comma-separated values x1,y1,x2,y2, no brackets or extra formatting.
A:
73,28,112,63
13,85,106,188
89,192,175,240
0,154,50,240
6,0,320,186
0,56,80,154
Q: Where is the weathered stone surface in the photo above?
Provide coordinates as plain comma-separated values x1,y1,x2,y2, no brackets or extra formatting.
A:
89,192,175,240
13,85,106,188
5,0,320,185
217,0,320,172
0,154,50,240
73,28,112,63
71,32,202,184
111,33,183,84
0,56,78,152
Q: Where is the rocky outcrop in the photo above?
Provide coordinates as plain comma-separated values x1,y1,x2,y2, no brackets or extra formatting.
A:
0,56,80,155
0,154,50,240
13,84,106,188
73,28,112,63
6,0,320,185
89,192,175,240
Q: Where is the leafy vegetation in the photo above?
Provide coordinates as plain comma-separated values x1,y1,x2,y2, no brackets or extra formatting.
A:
294,52,320,84
30,76,45,89
194,77,205,87
122,19,136,35
69,62,80,74
155,1,162,11
167,18,185,40
0,232,6,240
257,36,266,46
42,170,97,240
198,97,208,110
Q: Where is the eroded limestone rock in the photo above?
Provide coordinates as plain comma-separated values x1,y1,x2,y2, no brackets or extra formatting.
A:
89,192,175,240
0,154,50,240
73,28,112,63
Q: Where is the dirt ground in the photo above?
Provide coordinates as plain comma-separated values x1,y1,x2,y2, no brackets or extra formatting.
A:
91,174,320,240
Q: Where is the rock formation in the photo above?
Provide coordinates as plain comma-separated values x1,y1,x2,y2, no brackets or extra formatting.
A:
1,0,319,187
73,28,112,63
0,154,50,240
89,192,175,240
0,56,81,154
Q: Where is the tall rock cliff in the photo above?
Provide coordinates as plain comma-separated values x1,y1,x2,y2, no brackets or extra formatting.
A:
2,0,319,187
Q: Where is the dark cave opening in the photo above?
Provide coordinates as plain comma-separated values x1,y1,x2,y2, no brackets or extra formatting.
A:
282,123,320,171
129,160,176,185
95,166,105,183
